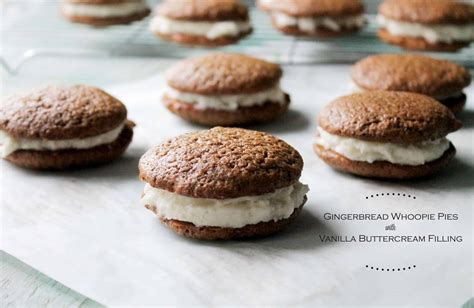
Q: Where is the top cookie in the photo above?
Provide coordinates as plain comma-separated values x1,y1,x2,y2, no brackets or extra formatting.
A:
351,54,472,97
0,85,127,140
259,0,364,17
318,92,462,144
166,53,283,95
156,0,249,21
379,0,474,24
139,127,303,199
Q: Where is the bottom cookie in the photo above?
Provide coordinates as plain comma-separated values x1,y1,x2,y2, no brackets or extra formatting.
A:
163,95,290,126
314,143,456,179
378,29,469,52
146,198,306,240
5,122,134,170
61,9,150,27
272,19,362,37
152,29,252,47
439,93,466,114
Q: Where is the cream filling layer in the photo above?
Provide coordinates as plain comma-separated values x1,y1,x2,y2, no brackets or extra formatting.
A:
348,81,463,101
62,1,149,18
377,15,474,44
150,16,252,40
272,12,365,32
0,123,125,158
141,182,309,228
315,127,450,166
164,84,287,111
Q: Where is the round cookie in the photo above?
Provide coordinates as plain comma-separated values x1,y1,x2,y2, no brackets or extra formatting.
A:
377,0,474,52
61,0,150,27
258,0,366,37
139,127,309,240
351,54,472,113
150,0,252,47
0,85,134,170
314,91,462,179
163,53,290,127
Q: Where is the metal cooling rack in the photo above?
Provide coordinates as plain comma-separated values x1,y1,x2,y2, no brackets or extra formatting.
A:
2,0,474,75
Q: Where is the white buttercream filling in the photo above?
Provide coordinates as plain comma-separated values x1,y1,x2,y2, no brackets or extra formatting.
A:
150,16,251,40
377,15,474,44
0,123,125,158
315,127,450,166
272,12,365,32
62,1,149,18
141,182,309,228
348,81,463,101
164,84,287,111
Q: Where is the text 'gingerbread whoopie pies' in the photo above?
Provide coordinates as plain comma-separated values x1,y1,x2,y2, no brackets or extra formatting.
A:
139,127,309,240
377,0,474,52
0,85,134,170
351,54,472,113
258,0,366,37
314,91,462,179
150,0,252,47
163,53,290,127
61,0,150,26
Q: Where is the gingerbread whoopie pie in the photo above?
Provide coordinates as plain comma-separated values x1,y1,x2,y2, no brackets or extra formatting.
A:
163,53,290,127
314,91,462,179
377,0,474,52
139,127,309,240
150,0,252,47
0,85,133,170
258,0,366,37
61,0,150,26
351,54,472,113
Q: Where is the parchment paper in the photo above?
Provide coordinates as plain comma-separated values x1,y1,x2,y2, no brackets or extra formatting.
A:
1,65,473,306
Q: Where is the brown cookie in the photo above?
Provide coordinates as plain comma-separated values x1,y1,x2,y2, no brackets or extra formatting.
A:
166,53,282,95
271,18,362,37
139,127,304,199
5,122,133,170
61,0,150,26
156,0,249,21
163,95,290,127
317,91,462,144
149,201,305,240
379,0,474,25
377,29,470,52
259,0,364,17
351,54,471,112
314,143,456,180
153,29,252,47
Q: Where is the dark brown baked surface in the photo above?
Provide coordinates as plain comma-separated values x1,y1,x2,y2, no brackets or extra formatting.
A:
152,28,252,47
271,17,363,37
146,200,305,240
379,0,474,24
163,95,290,126
156,0,249,21
5,122,133,170
166,53,282,95
317,91,462,144
259,0,364,17
62,8,150,26
0,85,127,140
351,54,471,98
314,143,456,179
378,29,470,52
139,127,303,199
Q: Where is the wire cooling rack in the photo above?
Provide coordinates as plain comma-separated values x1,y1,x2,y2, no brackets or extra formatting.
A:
2,0,474,75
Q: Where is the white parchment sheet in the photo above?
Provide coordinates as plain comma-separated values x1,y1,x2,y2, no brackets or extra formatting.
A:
1,65,473,306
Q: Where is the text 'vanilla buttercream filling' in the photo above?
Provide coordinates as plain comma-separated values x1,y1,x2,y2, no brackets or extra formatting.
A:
141,182,309,228
0,123,125,158
62,1,149,18
315,127,450,166
272,12,366,32
150,16,252,40
164,84,287,111
377,15,474,44
348,81,464,101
